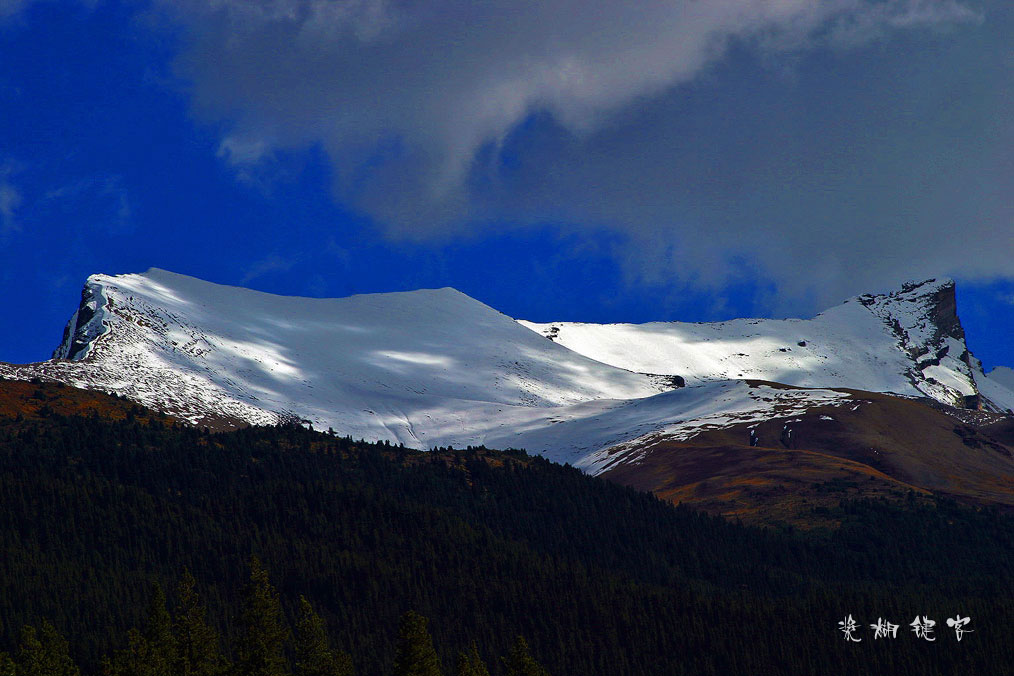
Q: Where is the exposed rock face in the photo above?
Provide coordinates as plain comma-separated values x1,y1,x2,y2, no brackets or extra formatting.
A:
924,279,965,344
858,278,962,360
52,281,108,361
855,278,994,410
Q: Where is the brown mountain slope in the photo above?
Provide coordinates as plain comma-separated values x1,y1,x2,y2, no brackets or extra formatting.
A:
0,378,172,424
601,384,1014,527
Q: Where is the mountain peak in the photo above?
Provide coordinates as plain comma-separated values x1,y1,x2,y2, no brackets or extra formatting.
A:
852,277,955,309
54,270,488,367
53,277,110,361
900,276,954,293
14,268,668,445
852,276,966,367
521,274,1005,410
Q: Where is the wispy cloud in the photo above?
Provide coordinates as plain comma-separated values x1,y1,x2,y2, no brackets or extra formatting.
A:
241,253,297,284
0,163,22,233
0,0,102,20
0,0,30,20
42,174,132,232
826,0,982,46
217,134,271,168
215,134,305,194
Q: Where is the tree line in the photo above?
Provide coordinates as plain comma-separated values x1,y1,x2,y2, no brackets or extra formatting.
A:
1,559,548,676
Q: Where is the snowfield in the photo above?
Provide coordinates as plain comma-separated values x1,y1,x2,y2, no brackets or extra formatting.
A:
2,269,1012,474
521,278,1014,412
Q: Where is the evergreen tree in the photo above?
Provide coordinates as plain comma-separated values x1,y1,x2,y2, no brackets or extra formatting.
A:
390,612,441,676
0,652,15,676
234,558,290,676
142,584,177,676
293,597,353,676
15,622,80,676
453,643,488,676
107,630,148,676
501,637,548,676
108,584,177,676
174,570,228,676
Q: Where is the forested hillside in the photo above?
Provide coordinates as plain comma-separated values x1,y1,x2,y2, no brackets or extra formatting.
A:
1,400,1012,675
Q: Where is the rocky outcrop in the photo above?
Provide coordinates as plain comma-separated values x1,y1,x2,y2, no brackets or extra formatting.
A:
52,280,110,361
856,278,984,408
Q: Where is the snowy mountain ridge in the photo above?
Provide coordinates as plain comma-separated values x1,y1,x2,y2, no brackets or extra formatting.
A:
2,269,1012,474
522,278,1014,413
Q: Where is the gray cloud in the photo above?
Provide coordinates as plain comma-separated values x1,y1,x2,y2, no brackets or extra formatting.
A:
138,2,1014,308
165,1,979,196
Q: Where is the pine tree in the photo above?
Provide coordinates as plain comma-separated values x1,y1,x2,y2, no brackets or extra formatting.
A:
108,584,177,676
453,643,488,676
390,611,442,676
0,652,15,676
234,557,291,676
293,597,354,676
174,570,228,676
15,622,80,676
501,637,549,676
143,584,177,676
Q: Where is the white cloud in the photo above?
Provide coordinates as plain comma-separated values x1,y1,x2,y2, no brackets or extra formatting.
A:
217,135,271,167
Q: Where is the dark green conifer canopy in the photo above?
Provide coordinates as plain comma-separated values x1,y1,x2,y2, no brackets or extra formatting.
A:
391,612,442,676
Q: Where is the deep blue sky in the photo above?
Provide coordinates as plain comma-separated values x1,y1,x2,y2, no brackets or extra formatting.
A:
2,0,1012,370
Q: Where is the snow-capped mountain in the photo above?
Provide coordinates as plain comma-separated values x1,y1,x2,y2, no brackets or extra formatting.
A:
4,269,670,445
521,278,1014,413
2,270,1013,477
